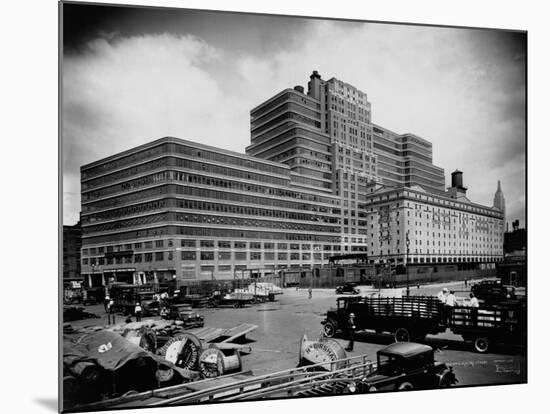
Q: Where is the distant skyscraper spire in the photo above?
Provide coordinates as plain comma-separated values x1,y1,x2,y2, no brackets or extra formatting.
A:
493,180,506,220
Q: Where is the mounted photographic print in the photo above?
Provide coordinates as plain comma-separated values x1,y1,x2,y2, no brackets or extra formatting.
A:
60,1,527,412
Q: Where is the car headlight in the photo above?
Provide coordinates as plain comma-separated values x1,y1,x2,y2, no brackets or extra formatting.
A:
347,382,357,393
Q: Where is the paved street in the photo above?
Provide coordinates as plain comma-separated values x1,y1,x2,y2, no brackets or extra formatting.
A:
70,283,526,389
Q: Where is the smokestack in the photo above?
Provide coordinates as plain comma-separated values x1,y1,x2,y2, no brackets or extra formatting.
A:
451,170,465,189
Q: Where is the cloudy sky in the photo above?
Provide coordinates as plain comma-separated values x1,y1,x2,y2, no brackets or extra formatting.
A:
62,3,526,227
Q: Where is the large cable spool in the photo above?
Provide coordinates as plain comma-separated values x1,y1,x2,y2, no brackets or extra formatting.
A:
298,334,348,371
122,327,157,353
158,333,202,370
198,347,242,378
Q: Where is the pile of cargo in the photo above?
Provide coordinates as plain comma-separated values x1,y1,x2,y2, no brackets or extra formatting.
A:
62,330,188,408
63,306,100,322
63,319,258,409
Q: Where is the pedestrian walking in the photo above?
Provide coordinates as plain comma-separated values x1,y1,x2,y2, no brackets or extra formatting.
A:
345,313,356,351
103,295,110,312
308,287,312,299
107,298,116,325
134,302,142,322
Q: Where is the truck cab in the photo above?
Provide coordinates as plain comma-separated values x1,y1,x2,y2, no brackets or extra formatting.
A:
470,279,516,304
359,343,456,392
162,303,205,328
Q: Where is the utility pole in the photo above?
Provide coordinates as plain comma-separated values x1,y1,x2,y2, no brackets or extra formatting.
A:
406,230,410,297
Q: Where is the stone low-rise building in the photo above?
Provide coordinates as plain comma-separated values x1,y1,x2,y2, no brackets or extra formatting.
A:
362,171,504,266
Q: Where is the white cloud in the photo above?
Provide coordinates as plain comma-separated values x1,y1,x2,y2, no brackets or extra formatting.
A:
63,21,525,225
63,34,251,223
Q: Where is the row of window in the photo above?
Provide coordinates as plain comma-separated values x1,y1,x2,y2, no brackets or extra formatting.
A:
84,194,343,226
82,144,166,179
251,102,321,129
250,128,331,156
82,142,291,183
250,92,321,120
251,111,321,136
83,250,332,266
85,210,340,235
82,239,345,256
84,224,342,245
82,157,168,189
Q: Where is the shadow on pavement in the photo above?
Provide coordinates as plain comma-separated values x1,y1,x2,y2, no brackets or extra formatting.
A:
349,332,526,355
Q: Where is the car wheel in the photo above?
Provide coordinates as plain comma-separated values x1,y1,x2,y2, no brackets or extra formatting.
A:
323,319,337,338
394,328,410,342
473,336,490,353
398,382,414,391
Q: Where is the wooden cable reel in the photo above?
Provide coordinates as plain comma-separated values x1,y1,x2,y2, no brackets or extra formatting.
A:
198,346,243,378
158,333,202,370
298,334,347,371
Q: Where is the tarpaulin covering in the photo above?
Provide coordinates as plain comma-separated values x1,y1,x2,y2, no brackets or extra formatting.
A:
64,330,158,371
63,330,185,407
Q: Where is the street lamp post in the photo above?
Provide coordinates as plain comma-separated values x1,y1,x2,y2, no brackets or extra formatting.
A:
405,231,410,297
90,263,96,289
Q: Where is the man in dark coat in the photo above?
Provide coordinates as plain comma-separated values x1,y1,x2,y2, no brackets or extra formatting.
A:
345,313,356,352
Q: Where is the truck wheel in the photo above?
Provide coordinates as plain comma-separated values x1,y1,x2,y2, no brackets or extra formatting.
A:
473,336,490,353
394,328,410,342
323,319,338,338
398,382,414,390
233,302,240,309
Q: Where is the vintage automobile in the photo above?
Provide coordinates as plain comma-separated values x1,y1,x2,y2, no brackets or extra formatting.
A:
161,303,205,328
356,342,457,392
470,279,516,303
142,300,161,316
335,282,360,295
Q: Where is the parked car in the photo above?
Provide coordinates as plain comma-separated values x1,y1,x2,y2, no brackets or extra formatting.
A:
161,303,205,328
357,342,457,392
335,282,360,295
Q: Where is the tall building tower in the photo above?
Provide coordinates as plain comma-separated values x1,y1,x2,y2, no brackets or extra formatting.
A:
247,71,379,248
493,180,506,220
248,71,448,250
